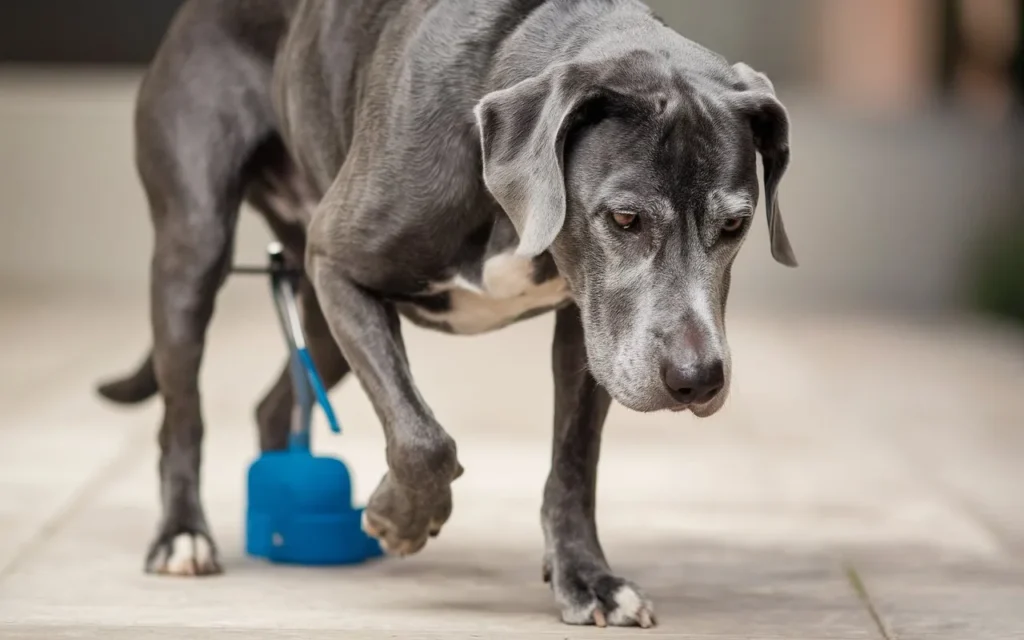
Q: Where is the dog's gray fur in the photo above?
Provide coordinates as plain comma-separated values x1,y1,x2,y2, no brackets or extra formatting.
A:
98,0,796,626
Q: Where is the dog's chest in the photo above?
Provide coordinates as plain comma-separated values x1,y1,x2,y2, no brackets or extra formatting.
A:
399,250,572,335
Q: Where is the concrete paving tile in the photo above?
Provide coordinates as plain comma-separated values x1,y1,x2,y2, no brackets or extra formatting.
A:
783,316,1024,553
0,423,130,574
0,506,880,638
1,295,1021,638
0,403,884,637
848,551,1024,640
0,625,877,640
0,295,159,574
0,422,939,639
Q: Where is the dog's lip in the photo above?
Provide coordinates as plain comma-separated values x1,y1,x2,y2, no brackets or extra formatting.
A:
669,404,690,413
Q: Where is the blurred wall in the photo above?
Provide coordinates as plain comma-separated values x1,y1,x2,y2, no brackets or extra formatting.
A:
0,1,181,65
647,0,819,87
0,1,1022,314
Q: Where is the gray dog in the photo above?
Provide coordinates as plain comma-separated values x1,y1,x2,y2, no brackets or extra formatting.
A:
98,0,796,628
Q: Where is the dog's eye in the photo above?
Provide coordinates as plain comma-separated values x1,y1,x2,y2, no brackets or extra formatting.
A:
612,211,638,230
721,217,745,234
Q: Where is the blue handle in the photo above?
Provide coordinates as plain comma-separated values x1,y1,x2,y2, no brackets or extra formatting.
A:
297,347,341,434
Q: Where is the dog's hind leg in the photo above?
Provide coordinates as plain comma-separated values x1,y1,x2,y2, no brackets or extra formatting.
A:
136,12,276,576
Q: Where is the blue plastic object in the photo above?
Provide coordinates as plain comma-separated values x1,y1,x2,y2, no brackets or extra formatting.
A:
246,452,382,565
244,243,383,566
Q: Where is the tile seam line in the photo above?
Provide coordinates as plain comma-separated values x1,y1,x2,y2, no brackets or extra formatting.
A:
843,562,896,640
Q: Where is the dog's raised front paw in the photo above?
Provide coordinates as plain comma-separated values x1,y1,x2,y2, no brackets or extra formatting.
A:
548,563,655,628
145,531,222,576
362,466,461,557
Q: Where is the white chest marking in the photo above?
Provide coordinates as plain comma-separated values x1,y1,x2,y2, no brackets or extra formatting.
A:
420,251,571,335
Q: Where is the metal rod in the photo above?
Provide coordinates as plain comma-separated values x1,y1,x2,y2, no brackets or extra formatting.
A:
265,243,315,451
232,265,303,277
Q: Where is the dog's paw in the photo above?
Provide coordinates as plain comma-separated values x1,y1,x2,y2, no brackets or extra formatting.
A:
362,469,458,557
145,531,222,577
550,565,655,628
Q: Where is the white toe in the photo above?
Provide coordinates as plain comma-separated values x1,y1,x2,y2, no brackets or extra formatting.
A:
607,584,654,627
165,534,197,575
193,535,214,569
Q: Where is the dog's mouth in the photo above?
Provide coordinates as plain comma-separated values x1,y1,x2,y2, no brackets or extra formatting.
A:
688,393,727,418
668,403,713,416
690,404,714,418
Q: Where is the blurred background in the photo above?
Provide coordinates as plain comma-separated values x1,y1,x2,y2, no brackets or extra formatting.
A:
1,0,1023,317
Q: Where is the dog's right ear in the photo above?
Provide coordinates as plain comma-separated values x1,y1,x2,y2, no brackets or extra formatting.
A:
475,64,602,258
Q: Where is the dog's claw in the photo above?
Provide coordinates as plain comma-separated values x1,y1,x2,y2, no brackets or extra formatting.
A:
638,608,655,629
360,511,385,538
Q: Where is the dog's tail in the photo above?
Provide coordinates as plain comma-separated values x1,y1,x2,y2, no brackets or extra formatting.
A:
96,352,159,405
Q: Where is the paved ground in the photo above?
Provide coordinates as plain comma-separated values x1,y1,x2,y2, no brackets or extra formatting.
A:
1,285,1023,639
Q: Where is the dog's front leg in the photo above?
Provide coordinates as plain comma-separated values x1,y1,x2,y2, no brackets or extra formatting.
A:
309,254,463,556
543,305,655,628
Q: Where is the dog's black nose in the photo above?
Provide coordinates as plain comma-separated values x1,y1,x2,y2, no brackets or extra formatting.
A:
662,360,725,405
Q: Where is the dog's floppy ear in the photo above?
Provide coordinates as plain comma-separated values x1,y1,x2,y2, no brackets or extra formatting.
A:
732,62,798,267
475,64,600,258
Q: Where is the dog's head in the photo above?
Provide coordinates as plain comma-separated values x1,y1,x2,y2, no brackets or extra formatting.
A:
475,49,796,415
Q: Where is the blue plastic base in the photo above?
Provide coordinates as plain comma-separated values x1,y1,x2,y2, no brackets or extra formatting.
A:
246,451,383,566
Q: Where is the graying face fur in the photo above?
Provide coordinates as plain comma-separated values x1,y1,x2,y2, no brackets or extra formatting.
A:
558,108,754,415
478,53,796,416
